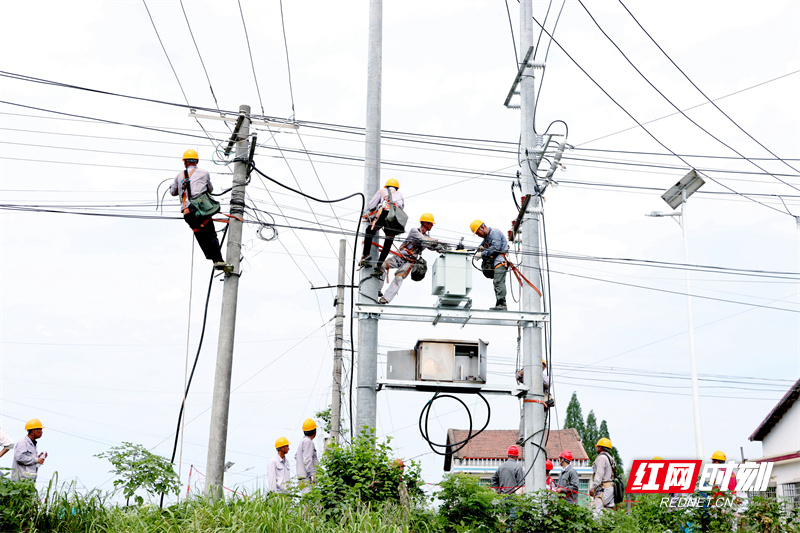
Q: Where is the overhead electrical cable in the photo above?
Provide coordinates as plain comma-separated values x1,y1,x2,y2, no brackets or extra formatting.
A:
141,0,219,149
576,0,800,201
550,268,799,313
237,0,266,116
617,0,800,179
577,70,800,147
528,12,789,217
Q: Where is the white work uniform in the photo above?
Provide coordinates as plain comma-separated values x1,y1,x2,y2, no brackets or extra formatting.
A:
267,453,291,493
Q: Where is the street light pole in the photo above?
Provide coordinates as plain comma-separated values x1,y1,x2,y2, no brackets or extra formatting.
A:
647,170,705,460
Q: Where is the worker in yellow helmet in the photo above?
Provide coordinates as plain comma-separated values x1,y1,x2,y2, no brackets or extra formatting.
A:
268,437,291,493
169,149,231,272
295,419,319,493
360,178,405,274
11,419,47,482
470,220,509,310
376,213,446,304
589,437,617,517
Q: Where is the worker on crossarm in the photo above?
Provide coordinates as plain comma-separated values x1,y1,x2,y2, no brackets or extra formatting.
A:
376,213,446,304
554,450,579,504
169,149,231,271
490,445,524,494
360,178,405,274
295,418,318,493
470,220,509,310
268,437,291,494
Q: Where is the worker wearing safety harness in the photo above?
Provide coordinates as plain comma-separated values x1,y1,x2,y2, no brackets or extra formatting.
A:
589,438,616,516
470,220,509,310
169,149,230,271
376,213,444,304
360,178,405,274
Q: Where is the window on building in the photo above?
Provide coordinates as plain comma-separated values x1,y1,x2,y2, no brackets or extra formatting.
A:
579,479,589,493
782,483,800,508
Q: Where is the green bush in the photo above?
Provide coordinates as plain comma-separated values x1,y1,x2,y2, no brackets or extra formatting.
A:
511,490,596,533
435,473,499,532
742,495,800,533
306,428,425,516
95,442,180,506
0,476,38,531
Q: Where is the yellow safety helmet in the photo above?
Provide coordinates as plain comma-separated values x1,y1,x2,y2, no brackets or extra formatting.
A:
652,456,663,460
711,450,726,462
25,419,43,431
302,418,317,432
470,220,484,234
385,178,399,189
596,437,612,449
275,437,289,449
182,149,199,161
420,213,435,225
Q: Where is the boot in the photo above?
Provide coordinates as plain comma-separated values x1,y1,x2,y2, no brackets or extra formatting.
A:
490,299,507,311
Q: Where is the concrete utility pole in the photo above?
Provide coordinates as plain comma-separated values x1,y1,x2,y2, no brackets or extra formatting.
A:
205,104,251,498
519,0,546,491
356,0,382,435
331,239,347,445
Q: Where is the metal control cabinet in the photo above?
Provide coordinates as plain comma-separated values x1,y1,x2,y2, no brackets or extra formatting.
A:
432,250,473,307
386,338,487,384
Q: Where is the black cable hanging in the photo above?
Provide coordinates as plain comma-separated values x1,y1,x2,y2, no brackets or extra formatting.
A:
248,163,365,444
418,391,491,456
160,225,229,508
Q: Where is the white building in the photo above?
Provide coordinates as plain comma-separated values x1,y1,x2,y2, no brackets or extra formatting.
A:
444,428,594,504
748,377,800,507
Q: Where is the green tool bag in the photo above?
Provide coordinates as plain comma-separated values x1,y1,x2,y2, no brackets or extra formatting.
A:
189,192,221,217
183,169,221,218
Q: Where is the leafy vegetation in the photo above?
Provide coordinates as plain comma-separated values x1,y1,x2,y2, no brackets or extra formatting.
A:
94,442,180,506
4,436,800,533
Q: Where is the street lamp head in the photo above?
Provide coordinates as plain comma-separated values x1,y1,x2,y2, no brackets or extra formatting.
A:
661,170,705,210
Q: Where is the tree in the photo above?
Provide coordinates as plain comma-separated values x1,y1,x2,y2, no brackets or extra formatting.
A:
563,392,624,472
584,411,599,464
95,442,179,506
563,392,584,437
598,419,624,474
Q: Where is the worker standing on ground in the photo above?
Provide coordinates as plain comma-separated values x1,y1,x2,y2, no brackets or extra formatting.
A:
0,427,13,475
295,419,319,493
589,438,616,516
554,450,580,504
470,220,509,310
11,419,46,482
360,178,405,274
268,437,292,494
490,445,524,494
376,213,444,304
170,149,230,271
545,460,555,492
710,450,737,492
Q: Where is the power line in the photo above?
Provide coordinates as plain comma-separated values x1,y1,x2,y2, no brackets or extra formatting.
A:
577,70,800,147
617,0,800,179
237,0,265,116
576,0,800,200
528,11,790,217
278,0,296,116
